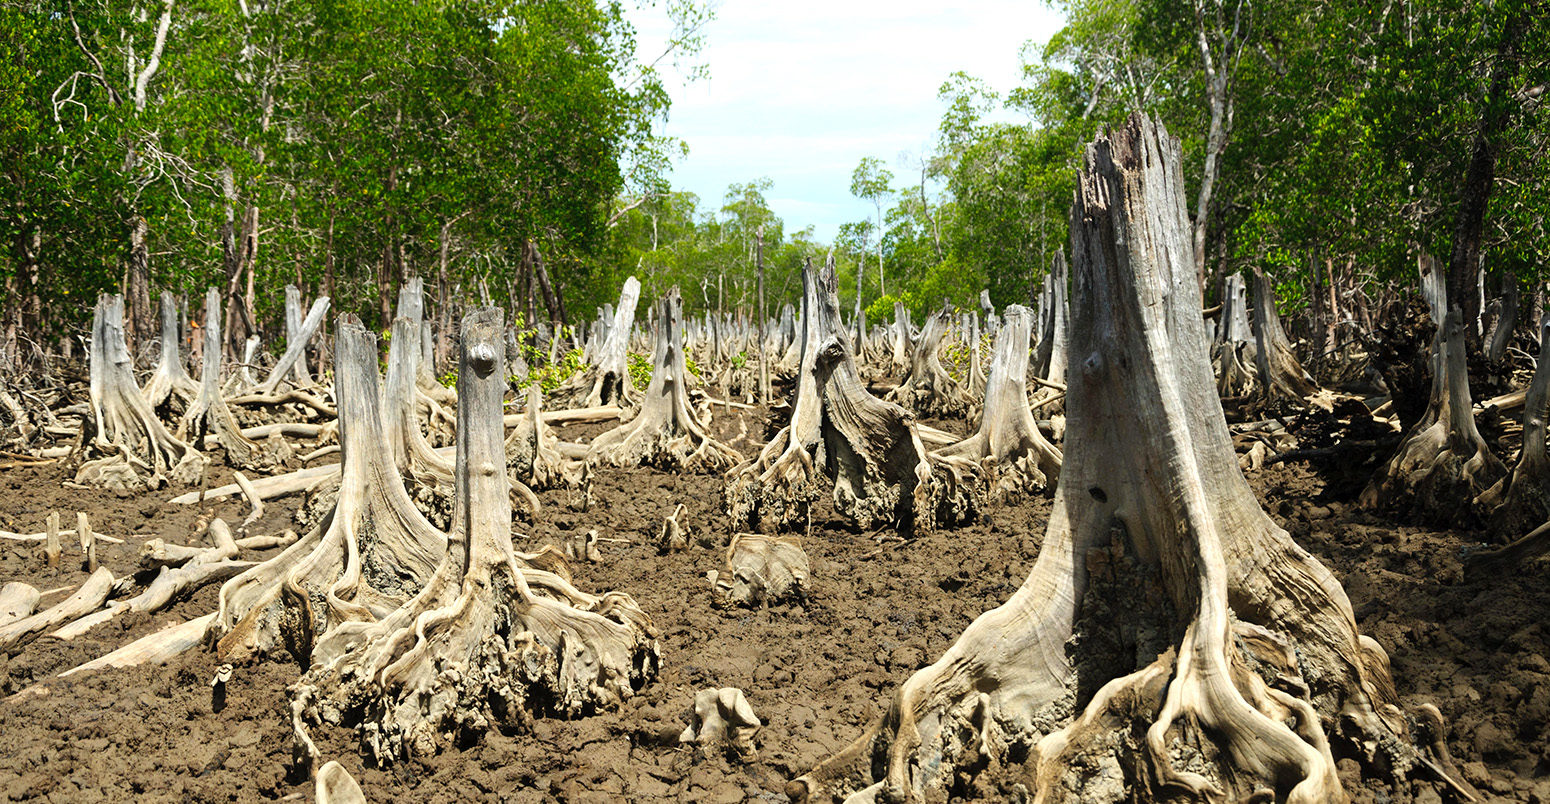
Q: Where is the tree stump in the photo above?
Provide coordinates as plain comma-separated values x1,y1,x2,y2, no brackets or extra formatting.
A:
887,304,972,418
290,308,659,766
936,304,1062,500
791,114,1467,804
586,287,740,472
75,294,207,492
1363,257,1504,525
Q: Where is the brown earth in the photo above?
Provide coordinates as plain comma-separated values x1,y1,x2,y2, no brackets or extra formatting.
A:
0,405,1547,803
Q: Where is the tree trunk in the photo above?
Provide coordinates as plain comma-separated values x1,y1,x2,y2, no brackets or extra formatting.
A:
1486,277,1518,363
1446,11,1526,351
291,308,659,765
124,216,153,363
793,113,1466,804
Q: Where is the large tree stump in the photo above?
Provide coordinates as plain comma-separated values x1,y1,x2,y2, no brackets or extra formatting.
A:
887,304,972,418
291,308,659,765
1362,258,1504,524
1252,267,1318,403
75,294,207,492
1476,317,1550,536
586,287,740,472
212,316,445,663
936,305,1061,500
729,259,983,535
553,276,640,409
792,115,1465,804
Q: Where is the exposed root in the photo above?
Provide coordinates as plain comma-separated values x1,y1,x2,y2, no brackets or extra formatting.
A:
289,308,659,767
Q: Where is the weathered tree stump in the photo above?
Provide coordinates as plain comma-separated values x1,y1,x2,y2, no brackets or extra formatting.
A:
587,288,740,472
887,304,972,418
290,308,659,765
1363,257,1504,525
1213,272,1258,397
729,259,982,536
936,304,1061,500
1252,267,1318,403
1476,317,1550,536
179,288,287,471
553,276,640,409
74,294,207,492
142,291,197,413
212,316,444,663
792,114,1467,804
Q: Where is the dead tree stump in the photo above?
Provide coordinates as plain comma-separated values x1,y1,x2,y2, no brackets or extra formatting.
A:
586,287,740,472
212,316,444,663
1252,267,1318,403
75,294,207,492
728,259,983,535
1476,318,1550,536
553,276,640,409
143,291,197,414
936,304,1062,499
1363,257,1504,525
290,308,659,765
887,304,972,418
792,114,1467,804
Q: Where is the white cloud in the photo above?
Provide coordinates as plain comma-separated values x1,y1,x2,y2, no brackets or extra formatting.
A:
628,0,1065,240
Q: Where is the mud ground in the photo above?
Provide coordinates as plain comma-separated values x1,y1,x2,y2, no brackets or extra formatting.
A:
0,405,1547,803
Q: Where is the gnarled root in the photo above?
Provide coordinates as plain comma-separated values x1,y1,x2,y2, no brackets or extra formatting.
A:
292,552,659,765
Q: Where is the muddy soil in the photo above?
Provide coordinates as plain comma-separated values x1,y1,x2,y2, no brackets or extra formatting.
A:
0,404,1547,802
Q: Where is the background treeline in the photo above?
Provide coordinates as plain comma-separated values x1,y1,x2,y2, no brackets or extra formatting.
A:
0,0,705,359
1,0,1545,362
806,0,1546,325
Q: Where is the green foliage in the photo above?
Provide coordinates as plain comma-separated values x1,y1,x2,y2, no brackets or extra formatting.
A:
627,351,653,391
0,0,711,341
516,349,585,396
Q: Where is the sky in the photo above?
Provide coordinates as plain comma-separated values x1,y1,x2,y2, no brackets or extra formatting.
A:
628,0,1067,243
